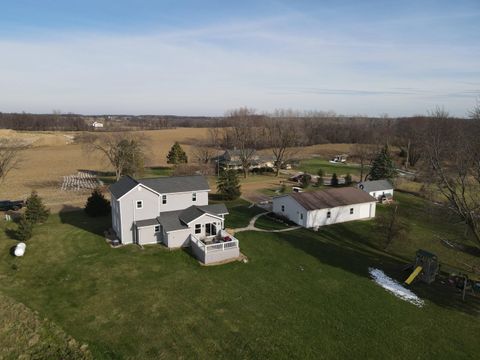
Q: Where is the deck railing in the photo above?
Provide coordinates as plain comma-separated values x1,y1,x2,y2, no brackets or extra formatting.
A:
190,231,239,254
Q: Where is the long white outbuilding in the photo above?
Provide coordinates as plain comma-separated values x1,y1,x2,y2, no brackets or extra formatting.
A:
272,187,376,229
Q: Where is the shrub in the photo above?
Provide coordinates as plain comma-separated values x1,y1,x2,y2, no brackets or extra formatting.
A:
331,173,339,187
300,174,312,188
16,215,33,241
25,191,50,224
85,188,111,217
344,173,352,185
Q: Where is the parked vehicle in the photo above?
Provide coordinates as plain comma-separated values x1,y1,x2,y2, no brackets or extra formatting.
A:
14,242,26,257
0,200,25,211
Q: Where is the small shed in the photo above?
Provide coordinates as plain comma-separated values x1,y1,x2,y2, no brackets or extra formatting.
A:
357,179,394,202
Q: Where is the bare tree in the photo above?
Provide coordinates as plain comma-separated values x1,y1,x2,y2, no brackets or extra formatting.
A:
83,133,146,180
376,205,409,250
351,143,377,181
265,110,300,176
0,139,27,184
424,106,480,245
224,108,261,178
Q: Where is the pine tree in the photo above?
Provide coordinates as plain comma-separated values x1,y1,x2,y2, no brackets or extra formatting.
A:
167,142,188,164
331,173,339,187
16,215,33,241
25,191,50,224
369,145,398,180
85,188,111,217
317,168,324,186
344,173,352,185
217,170,241,200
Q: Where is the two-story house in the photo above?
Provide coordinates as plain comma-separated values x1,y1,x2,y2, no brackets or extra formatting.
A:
109,175,240,264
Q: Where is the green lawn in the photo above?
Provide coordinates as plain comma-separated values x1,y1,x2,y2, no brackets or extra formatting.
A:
254,213,292,231
1,194,480,359
298,158,361,177
220,198,266,229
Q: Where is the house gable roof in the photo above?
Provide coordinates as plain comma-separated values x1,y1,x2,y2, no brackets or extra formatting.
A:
158,204,229,232
109,176,139,199
288,187,376,211
358,180,393,193
138,175,210,194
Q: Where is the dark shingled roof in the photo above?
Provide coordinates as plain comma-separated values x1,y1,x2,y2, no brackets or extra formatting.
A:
358,180,393,193
135,218,159,228
109,176,138,199
157,211,189,232
158,204,229,232
138,175,210,194
288,187,376,211
110,175,210,199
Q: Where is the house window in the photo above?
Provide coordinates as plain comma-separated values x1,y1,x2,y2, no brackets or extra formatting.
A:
327,211,331,219
162,195,167,204
281,205,285,212
300,213,303,220
154,225,160,233
350,208,354,215
136,200,143,209
195,224,201,234
192,192,197,202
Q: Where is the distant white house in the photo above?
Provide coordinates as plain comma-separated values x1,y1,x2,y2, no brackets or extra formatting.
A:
272,187,376,229
92,121,104,128
357,180,394,202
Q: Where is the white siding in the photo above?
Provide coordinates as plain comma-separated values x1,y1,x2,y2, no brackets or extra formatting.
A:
165,229,192,248
306,202,376,228
272,196,308,227
137,225,161,245
273,195,376,229
369,189,394,201
119,185,160,244
159,191,208,212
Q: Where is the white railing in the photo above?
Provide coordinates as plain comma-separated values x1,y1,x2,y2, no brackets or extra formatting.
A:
190,232,239,254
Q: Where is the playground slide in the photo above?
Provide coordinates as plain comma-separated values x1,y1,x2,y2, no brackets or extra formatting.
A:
405,266,423,285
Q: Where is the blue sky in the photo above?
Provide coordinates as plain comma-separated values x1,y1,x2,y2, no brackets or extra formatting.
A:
1,0,479,116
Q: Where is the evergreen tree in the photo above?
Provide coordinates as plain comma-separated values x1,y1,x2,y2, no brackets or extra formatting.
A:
368,145,398,180
167,142,188,164
300,174,312,188
331,173,339,187
25,191,50,224
344,173,352,185
317,168,324,186
16,215,33,241
217,170,241,200
85,188,111,217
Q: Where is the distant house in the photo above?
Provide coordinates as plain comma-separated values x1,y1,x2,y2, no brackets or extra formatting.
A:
357,180,394,203
109,175,240,264
272,187,376,229
214,149,276,171
92,121,104,128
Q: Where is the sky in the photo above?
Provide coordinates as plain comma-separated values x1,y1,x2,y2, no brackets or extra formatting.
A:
0,0,479,116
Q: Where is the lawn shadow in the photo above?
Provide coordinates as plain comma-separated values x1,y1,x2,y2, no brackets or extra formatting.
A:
58,205,109,237
276,225,480,316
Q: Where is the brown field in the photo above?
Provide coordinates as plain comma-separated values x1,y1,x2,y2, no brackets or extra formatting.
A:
0,128,365,211
0,128,210,211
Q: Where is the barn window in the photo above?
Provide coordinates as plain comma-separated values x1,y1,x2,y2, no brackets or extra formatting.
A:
192,192,197,201
162,195,167,204
195,224,201,234
136,200,143,209
327,211,331,219
281,205,285,212
154,225,160,233
300,213,303,220
350,208,354,214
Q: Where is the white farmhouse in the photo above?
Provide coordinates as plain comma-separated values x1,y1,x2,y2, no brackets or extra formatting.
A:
109,175,240,264
92,121,104,128
272,187,376,229
357,179,394,202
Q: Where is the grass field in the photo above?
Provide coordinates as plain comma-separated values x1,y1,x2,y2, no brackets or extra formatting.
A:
1,193,480,359
298,158,362,178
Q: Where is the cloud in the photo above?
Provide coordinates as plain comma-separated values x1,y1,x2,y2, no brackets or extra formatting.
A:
0,13,479,116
